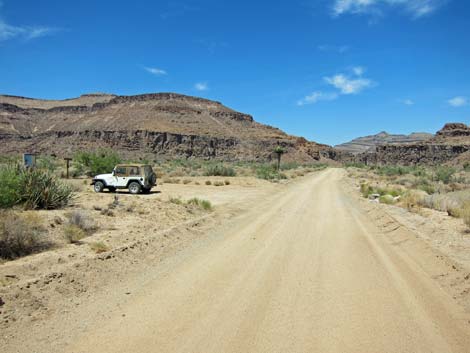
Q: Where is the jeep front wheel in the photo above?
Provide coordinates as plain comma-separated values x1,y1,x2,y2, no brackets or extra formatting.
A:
94,181,105,193
128,182,141,194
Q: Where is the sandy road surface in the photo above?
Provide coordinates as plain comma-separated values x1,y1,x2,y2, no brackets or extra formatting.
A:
6,169,470,353
61,168,470,353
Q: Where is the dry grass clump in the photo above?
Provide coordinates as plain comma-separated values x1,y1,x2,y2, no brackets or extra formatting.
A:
0,211,48,259
224,180,230,185
205,180,212,185
182,179,191,185
169,197,183,205
89,241,110,254
163,178,181,184
213,181,224,187
64,210,97,243
460,201,470,230
187,198,213,211
400,190,427,211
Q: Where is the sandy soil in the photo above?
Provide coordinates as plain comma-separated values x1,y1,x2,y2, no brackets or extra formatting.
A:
1,169,470,352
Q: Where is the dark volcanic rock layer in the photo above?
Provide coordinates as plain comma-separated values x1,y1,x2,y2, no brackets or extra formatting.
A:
0,93,330,162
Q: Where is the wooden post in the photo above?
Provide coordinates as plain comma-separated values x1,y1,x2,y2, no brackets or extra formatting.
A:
64,158,72,179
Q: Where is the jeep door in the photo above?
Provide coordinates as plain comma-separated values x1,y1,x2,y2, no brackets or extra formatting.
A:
114,166,129,187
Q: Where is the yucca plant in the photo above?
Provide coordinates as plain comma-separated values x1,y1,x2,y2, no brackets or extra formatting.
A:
19,168,74,210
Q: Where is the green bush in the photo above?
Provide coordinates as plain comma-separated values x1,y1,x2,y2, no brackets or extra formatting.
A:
0,165,22,208
0,165,73,209
204,164,236,177
74,150,121,176
255,164,287,180
20,169,74,209
187,198,213,211
434,166,456,184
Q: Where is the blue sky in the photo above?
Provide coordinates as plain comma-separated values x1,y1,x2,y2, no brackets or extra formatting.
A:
0,0,469,145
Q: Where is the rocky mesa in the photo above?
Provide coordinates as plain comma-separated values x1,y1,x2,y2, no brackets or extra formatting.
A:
334,123,470,165
0,93,331,162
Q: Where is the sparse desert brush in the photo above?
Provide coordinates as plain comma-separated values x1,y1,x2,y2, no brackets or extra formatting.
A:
213,181,224,187
224,180,230,185
205,180,212,185
67,210,97,233
401,190,426,211
187,198,213,211
460,201,470,230
0,211,48,259
195,181,200,185
169,197,183,205
379,195,396,205
89,241,110,254
63,224,86,243
360,183,371,198
183,179,191,185
204,165,236,177
434,166,456,184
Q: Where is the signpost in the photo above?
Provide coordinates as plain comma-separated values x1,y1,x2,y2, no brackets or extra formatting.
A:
64,157,72,179
23,153,36,168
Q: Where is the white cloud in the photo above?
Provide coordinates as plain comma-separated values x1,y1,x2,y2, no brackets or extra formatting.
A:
324,74,373,94
0,21,56,41
401,99,415,105
0,3,57,41
332,0,447,18
298,66,375,106
352,66,365,76
144,67,167,76
317,44,350,53
195,82,208,91
447,96,468,107
297,91,338,106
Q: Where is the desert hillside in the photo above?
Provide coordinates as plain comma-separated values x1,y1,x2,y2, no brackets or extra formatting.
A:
0,93,331,162
335,131,433,154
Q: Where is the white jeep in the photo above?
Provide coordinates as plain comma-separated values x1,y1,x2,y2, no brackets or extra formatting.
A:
91,164,157,194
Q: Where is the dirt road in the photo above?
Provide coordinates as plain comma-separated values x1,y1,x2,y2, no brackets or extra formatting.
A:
6,169,470,352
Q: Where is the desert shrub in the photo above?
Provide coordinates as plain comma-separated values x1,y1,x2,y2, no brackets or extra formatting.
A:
224,180,230,185
182,179,191,185
20,169,74,210
89,241,110,254
63,225,86,243
0,165,22,208
213,181,224,186
187,198,213,211
67,210,96,232
0,211,47,259
460,201,470,229
464,162,470,172
36,156,58,172
345,162,367,169
0,166,73,210
379,195,396,205
434,166,456,184
169,197,183,205
204,165,236,177
401,190,427,211
205,180,212,185
74,150,121,176
255,164,287,180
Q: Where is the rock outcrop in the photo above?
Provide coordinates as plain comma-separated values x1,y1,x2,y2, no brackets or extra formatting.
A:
332,123,470,166
335,131,433,154
0,93,331,162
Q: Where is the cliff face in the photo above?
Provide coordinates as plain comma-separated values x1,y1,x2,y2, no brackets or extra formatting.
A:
331,123,470,166
0,93,331,162
335,131,433,154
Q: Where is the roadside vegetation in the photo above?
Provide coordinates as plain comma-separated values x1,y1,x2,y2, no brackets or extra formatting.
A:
348,163,470,230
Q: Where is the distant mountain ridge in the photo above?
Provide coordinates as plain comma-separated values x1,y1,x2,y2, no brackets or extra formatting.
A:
335,131,434,154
